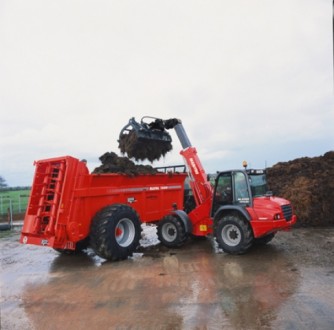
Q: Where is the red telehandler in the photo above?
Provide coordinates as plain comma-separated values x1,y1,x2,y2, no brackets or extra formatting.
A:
20,117,296,260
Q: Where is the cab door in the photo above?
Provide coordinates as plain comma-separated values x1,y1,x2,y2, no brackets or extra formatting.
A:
233,171,251,206
212,170,252,216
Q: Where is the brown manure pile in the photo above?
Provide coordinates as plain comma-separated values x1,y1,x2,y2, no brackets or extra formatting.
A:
93,152,158,176
266,151,334,226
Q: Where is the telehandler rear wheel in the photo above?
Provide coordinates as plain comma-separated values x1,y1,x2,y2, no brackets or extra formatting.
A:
157,215,188,248
214,214,253,254
90,204,142,261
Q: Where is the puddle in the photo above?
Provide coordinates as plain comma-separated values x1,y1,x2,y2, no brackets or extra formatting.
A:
1,228,334,329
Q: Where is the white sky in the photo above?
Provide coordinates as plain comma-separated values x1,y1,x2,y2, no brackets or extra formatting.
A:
0,0,333,186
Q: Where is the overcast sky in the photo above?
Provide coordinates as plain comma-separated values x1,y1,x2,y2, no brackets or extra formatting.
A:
0,0,333,187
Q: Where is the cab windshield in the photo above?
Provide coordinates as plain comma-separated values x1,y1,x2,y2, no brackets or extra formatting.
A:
248,172,268,197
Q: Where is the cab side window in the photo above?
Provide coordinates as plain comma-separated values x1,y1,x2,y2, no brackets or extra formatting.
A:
216,173,233,204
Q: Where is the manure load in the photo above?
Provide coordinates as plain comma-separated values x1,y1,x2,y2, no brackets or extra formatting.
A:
118,117,176,161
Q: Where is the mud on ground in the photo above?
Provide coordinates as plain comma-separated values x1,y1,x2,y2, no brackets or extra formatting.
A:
1,227,334,330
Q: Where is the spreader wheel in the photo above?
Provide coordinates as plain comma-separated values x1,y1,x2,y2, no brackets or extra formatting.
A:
157,215,188,248
214,214,253,254
90,204,142,261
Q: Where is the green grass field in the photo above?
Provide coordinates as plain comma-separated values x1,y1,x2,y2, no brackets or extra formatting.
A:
0,189,30,216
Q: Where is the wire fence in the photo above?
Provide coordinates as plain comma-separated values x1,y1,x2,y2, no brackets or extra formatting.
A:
0,190,30,221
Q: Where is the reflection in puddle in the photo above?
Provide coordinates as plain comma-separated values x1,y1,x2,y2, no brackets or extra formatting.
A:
50,249,103,272
10,232,334,329
3,229,333,329
21,240,300,329
164,244,300,329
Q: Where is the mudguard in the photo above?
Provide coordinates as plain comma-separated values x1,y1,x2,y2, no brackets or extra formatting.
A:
171,209,193,233
213,205,251,223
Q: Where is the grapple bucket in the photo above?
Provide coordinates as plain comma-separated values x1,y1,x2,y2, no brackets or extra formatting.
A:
118,117,173,162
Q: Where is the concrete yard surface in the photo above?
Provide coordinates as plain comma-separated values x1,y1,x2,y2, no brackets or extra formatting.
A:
1,226,334,330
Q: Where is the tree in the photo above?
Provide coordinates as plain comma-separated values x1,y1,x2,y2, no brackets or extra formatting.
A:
0,176,8,189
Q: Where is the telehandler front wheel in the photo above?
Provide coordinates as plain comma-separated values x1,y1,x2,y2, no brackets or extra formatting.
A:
157,214,188,248
214,214,253,254
90,204,142,261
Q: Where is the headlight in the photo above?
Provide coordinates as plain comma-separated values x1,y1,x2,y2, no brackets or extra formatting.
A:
274,213,281,220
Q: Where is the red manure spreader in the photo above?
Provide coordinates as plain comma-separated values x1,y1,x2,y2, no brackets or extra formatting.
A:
20,117,296,260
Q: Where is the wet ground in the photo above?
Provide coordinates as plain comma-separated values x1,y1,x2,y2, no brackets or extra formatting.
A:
1,226,334,330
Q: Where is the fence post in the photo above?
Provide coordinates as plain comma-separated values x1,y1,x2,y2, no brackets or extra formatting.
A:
7,200,13,228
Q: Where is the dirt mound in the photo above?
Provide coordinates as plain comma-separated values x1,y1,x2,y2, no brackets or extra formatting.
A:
93,152,158,176
118,131,173,162
266,151,334,226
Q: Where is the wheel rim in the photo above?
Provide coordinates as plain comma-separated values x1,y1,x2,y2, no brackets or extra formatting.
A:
115,218,135,247
221,224,242,247
162,223,177,242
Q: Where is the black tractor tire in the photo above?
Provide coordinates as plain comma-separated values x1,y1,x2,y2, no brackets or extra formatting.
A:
254,232,276,245
54,237,90,255
90,204,142,261
157,214,188,248
214,213,253,254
